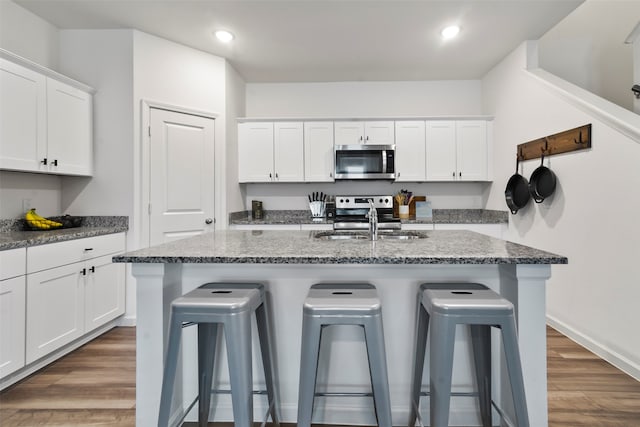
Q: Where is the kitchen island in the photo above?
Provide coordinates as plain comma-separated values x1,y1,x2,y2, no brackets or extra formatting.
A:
114,229,566,427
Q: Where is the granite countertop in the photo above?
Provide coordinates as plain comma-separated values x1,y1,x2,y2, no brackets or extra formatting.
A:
0,216,128,251
113,229,566,265
229,209,508,226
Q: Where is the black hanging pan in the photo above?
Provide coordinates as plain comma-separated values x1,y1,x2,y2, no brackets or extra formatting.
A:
528,154,556,203
505,155,530,214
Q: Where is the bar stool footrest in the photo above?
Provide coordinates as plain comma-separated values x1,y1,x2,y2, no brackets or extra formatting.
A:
314,391,373,397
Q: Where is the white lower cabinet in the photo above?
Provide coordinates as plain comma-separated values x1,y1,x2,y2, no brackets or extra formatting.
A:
26,262,84,364
0,248,27,378
24,233,125,365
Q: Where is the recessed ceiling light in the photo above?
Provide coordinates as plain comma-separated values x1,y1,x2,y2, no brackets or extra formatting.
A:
215,30,234,43
441,25,460,40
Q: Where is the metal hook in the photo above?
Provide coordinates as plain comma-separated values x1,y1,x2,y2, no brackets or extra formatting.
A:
574,131,583,145
543,137,550,154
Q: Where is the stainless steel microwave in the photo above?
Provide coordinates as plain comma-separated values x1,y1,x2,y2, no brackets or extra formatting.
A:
334,144,395,180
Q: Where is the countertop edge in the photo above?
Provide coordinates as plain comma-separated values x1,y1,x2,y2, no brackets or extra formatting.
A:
0,226,128,251
112,255,568,265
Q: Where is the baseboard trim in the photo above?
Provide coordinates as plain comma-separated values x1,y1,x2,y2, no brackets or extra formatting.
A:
547,315,640,381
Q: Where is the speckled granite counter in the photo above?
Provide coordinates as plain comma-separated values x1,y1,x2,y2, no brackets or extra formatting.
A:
114,229,565,265
228,209,508,226
0,216,128,251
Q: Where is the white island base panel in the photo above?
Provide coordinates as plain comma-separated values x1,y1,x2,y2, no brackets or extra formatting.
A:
133,262,550,427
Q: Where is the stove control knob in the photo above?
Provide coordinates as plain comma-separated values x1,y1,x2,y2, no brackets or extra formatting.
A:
379,198,383,203
384,198,389,203
345,199,349,203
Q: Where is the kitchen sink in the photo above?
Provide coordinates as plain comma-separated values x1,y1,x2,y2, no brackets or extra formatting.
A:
313,230,428,241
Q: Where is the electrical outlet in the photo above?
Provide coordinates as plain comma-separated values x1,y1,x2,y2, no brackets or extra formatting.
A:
22,199,33,212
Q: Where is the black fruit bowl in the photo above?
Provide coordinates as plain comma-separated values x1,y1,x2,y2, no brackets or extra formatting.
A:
24,215,83,231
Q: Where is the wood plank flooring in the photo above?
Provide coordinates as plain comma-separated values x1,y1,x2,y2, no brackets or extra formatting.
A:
1,326,638,426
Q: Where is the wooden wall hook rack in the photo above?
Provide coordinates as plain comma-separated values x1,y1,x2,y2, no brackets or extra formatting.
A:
517,124,591,161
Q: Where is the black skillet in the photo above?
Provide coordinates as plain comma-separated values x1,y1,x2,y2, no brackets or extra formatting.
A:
528,154,556,203
504,156,530,214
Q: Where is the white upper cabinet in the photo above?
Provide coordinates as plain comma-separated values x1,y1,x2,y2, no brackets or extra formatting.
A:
0,54,93,176
395,121,426,181
0,59,46,172
238,122,274,182
304,122,334,182
239,118,490,183
334,120,394,145
238,122,304,182
426,120,489,181
46,79,93,176
274,122,304,182
456,120,488,181
426,121,457,181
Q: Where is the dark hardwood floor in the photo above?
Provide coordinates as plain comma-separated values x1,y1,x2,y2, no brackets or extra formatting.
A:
1,326,638,426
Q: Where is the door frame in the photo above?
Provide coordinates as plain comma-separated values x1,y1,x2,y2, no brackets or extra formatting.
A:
140,100,219,247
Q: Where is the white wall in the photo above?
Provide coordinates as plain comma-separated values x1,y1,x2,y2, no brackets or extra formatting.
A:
0,1,62,219
58,30,134,219
482,41,640,379
225,62,247,217
0,172,61,218
0,0,59,69
246,80,482,117
243,80,487,210
538,0,640,111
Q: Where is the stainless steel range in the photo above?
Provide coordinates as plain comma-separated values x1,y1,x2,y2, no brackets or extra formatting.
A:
333,195,401,230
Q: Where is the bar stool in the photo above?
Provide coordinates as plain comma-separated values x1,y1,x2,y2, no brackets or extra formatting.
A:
297,283,392,427
408,283,529,427
158,283,278,427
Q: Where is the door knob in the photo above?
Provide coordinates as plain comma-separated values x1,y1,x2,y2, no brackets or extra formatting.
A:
205,218,213,224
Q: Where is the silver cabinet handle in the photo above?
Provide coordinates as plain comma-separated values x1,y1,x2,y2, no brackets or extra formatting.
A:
452,171,455,178
205,218,213,224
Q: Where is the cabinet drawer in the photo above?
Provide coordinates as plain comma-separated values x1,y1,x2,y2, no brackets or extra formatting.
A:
27,233,125,274
0,248,26,280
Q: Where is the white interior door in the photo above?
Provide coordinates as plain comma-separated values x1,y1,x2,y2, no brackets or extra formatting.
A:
149,108,215,246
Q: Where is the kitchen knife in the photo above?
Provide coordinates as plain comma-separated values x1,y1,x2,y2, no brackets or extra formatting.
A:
308,194,312,203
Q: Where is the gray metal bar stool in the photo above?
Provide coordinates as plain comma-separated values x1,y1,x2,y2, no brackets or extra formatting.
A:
408,283,529,427
297,283,393,427
158,283,278,427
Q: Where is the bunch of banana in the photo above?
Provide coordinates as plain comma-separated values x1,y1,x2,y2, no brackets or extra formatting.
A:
25,209,63,230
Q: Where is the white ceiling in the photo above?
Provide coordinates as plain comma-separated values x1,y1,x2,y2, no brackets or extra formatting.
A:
15,0,583,83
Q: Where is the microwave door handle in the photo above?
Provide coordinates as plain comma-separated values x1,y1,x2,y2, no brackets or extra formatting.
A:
381,150,387,173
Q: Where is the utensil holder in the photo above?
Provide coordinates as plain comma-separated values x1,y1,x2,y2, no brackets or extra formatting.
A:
398,205,409,219
309,201,325,220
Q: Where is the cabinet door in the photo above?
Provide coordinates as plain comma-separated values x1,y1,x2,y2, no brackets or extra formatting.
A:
395,121,426,181
84,255,125,333
426,121,457,181
46,78,93,176
0,59,47,172
26,263,84,364
334,121,365,145
0,276,26,378
304,122,335,182
364,121,394,145
456,121,488,181
238,122,274,182
273,122,304,182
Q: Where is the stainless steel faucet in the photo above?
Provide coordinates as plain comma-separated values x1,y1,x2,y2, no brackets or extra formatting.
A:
368,199,378,241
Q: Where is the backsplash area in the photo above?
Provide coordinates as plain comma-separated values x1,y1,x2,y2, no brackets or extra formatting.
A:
243,182,491,211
